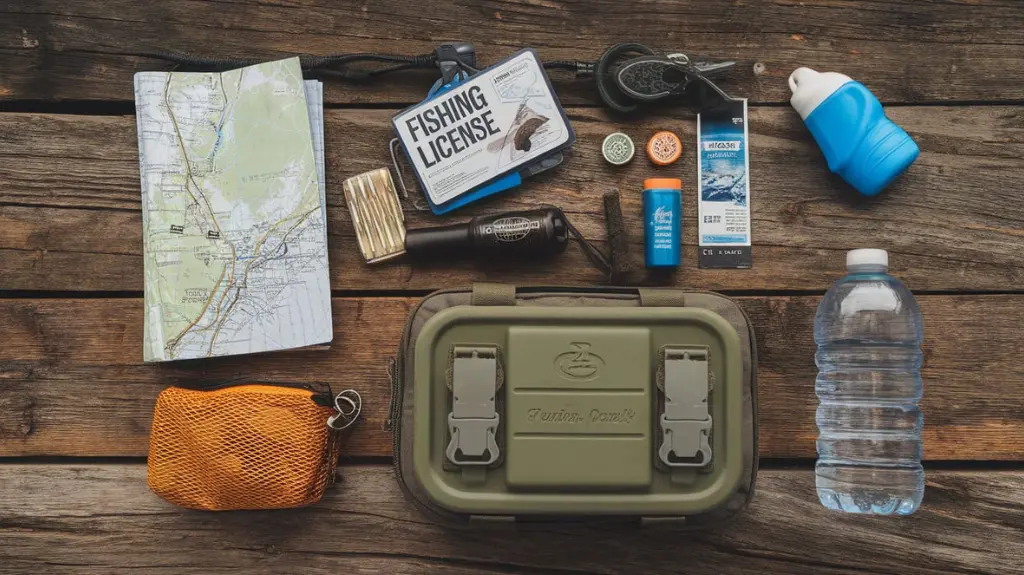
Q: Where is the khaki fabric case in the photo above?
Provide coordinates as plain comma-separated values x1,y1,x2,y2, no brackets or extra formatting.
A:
390,284,758,526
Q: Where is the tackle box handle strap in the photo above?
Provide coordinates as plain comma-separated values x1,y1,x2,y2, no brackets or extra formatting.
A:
471,283,686,307
638,287,687,307
471,283,517,306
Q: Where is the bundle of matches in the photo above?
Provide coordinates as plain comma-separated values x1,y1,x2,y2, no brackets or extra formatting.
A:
343,168,407,264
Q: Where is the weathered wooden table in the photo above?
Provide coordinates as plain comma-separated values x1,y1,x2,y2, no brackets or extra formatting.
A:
2,1,1023,573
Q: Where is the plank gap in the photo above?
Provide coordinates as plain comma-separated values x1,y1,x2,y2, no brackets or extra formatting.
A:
4,98,1024,118
0,457,1021,473
9,288,1024,300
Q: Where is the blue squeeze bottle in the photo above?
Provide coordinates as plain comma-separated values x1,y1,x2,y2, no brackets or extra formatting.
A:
789,68,919,196
642,178,682,268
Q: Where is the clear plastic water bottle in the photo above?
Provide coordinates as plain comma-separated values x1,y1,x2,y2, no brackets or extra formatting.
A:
814,249,924,515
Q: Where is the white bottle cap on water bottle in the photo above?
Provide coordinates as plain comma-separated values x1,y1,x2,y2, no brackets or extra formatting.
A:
847,248,888,271
789,67,853,120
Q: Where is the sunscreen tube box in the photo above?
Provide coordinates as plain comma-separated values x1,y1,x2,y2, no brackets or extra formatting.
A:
697,99,752,269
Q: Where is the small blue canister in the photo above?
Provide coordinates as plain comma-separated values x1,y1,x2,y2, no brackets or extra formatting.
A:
643,178,682,268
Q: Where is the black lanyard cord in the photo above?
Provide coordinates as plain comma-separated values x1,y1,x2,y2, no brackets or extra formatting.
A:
138,50,597,80
137,51,439,80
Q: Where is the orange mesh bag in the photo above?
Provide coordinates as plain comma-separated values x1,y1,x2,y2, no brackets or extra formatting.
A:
147,384,351,511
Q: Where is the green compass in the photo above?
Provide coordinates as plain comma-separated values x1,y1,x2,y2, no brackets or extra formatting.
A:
602,132,635,166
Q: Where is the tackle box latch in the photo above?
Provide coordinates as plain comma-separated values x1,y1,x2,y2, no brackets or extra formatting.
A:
446,345,501,466
658,346,713,467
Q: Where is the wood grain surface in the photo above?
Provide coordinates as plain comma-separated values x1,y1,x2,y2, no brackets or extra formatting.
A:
2,0,1024,105
2,107,1023,293
1,464,1021,575
3,2,1024,572
1,295,1021,460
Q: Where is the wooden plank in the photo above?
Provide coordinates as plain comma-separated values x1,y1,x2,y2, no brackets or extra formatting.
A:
0,464,1021,574
1,295,1022,460
2,107,1023,292
2,1,1024,104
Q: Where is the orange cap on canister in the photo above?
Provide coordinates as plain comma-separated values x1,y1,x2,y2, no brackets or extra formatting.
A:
644,178,682,190
646,131,683,165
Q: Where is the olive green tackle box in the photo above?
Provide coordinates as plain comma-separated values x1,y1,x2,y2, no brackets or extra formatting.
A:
390,284,758,525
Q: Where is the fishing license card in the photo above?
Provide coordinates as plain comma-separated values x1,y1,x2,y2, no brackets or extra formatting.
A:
392,49,575,206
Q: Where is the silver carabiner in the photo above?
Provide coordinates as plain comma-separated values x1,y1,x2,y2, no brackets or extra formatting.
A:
327,389,362,431
389,138,430,212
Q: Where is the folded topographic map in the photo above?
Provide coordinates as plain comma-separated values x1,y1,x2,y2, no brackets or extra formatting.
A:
134,57,331,362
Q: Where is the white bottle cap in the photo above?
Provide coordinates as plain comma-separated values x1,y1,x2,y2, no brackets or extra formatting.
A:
789,67,853,120
847,248,888,270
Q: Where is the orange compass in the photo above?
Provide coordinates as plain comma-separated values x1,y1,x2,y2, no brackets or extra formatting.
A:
646,131,682,165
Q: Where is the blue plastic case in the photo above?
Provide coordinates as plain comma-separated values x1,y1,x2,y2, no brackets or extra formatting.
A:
394,49,575,215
